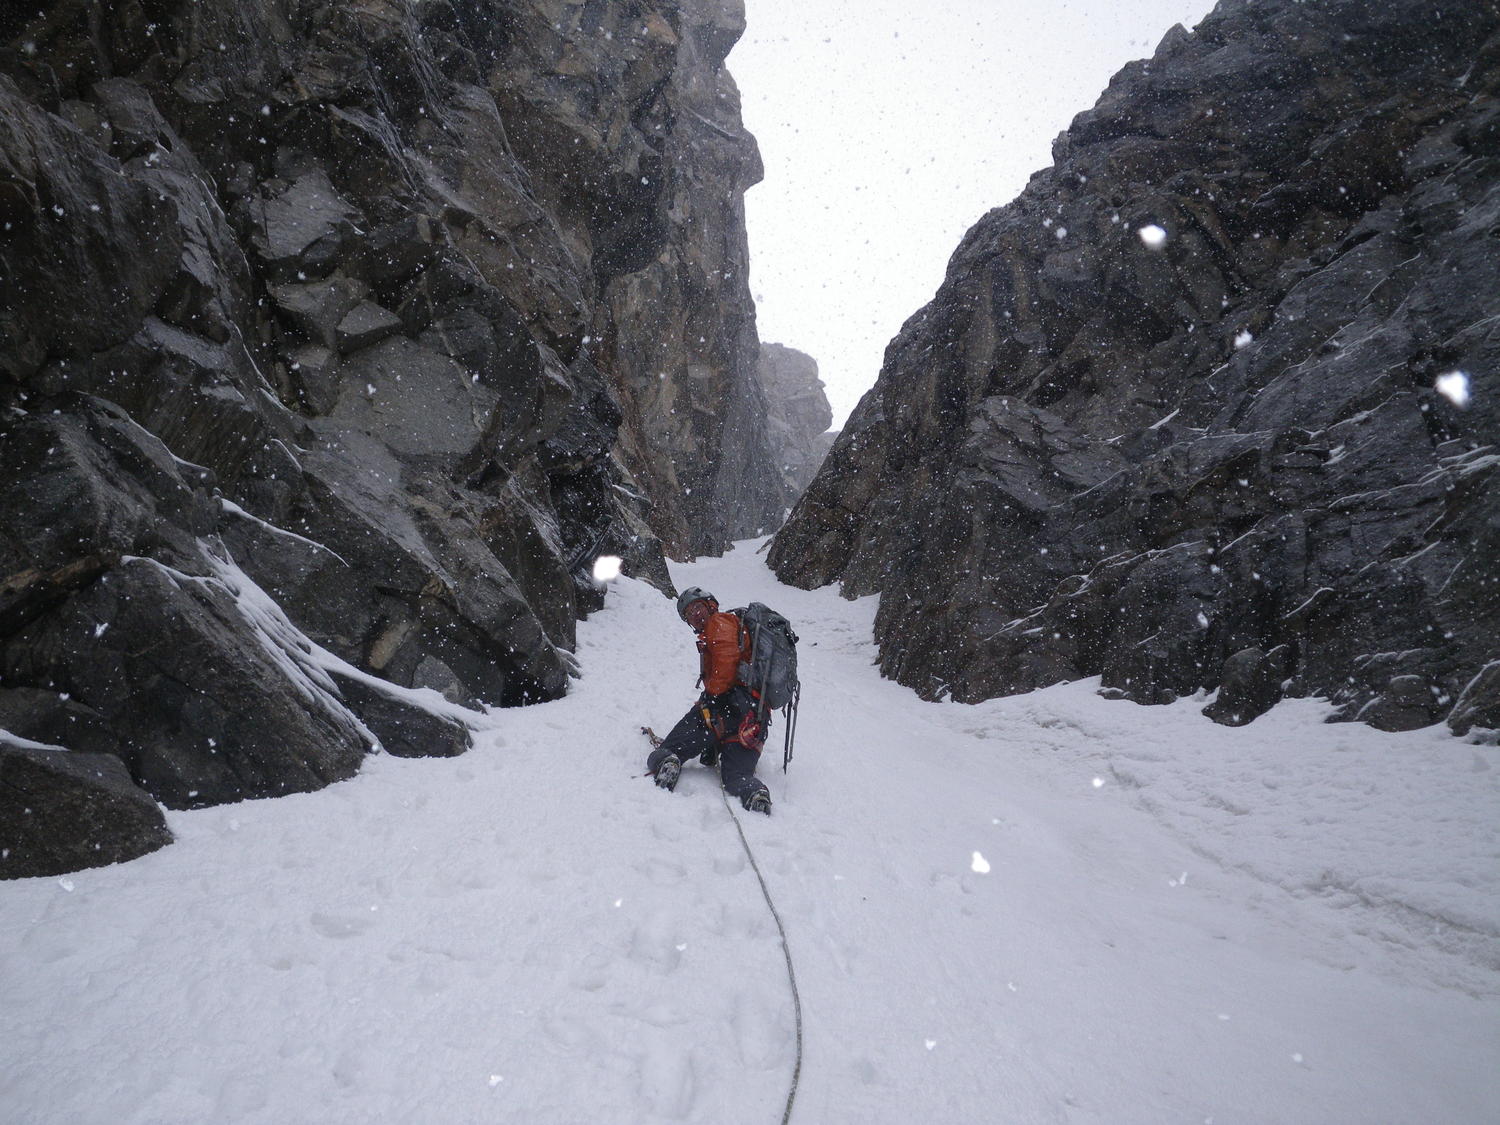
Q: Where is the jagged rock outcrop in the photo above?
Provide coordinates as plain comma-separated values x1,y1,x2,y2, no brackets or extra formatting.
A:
1,400,373,811
586,0,787,556
0,0,772,873
772,0,1500,737
759,342,834,499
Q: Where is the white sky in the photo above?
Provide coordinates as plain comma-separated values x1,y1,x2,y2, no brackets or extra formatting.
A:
733,0,1219,427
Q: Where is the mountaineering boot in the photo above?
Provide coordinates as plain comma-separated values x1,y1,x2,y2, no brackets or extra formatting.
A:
744,789,771,815
654,754,681,792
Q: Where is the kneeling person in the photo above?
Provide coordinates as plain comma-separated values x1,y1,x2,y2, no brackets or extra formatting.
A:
647,587,772,814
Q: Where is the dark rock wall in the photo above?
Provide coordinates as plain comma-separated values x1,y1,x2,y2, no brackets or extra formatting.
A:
0,0,776,875
772,0,1500,736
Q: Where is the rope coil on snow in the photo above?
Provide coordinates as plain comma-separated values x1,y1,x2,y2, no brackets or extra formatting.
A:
723,788,803,1125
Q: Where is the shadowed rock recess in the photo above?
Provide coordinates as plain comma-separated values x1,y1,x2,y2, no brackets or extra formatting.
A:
772,0,1500,737
0,0,800,877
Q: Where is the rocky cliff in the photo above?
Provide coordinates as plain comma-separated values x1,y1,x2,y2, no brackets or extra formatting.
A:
759,342,833,499
772,0,1500,738
0,0,781,877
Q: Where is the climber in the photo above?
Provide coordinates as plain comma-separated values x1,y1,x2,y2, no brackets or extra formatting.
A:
647,587,773,814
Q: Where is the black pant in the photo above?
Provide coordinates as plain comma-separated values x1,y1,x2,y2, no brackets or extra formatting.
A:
648,688,769,803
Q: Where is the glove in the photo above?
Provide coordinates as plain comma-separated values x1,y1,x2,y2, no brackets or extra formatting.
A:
733,711,764,753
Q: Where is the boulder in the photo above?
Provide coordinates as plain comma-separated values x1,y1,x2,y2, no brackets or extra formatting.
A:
0,732,172,880
329,672,471,760
1356,674,1442,733
1203,646,1291,728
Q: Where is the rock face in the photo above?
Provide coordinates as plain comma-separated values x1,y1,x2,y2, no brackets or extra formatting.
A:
587,0,789,556
759,343,835,498
0,0,775,873
772,0,1500,737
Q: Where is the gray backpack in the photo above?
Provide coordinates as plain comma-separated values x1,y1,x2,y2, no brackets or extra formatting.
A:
734,603,802,769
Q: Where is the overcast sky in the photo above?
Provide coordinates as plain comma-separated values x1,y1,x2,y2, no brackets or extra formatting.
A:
732,0,1219,427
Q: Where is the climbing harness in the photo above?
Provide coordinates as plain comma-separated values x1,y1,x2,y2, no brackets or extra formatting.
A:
721,788,803,1125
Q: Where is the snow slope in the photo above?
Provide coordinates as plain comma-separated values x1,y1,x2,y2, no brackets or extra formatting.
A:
2,539,1498,1124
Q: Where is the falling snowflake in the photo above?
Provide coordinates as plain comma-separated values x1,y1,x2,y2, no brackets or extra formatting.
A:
1435,371,1471,408
1138,224,1168,249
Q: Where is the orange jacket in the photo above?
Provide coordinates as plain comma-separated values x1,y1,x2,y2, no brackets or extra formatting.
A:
697,611,750,696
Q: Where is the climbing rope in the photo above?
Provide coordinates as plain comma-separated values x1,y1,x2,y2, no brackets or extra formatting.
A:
643,724,803,1122
722,788,803,1125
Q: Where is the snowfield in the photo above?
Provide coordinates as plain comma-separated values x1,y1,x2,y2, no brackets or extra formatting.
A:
2,538,1497,1124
